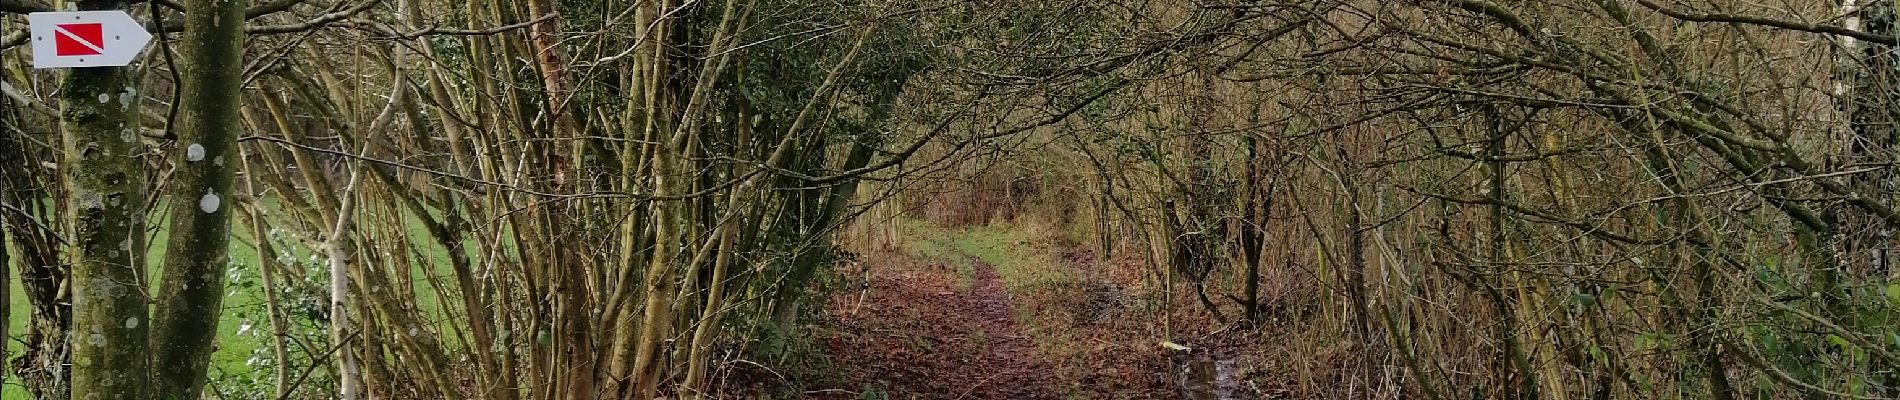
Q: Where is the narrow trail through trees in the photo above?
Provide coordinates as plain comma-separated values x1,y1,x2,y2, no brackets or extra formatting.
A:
963,261,1058,400
813,252,1060,399
810,222,1194,399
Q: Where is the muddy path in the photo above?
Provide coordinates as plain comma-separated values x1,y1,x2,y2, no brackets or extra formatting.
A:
962,261,1058,399
810,255,1057,399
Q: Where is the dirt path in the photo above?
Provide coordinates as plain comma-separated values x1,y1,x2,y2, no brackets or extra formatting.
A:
962,261,1058,399
811,255,1057,399
799,234,1254,399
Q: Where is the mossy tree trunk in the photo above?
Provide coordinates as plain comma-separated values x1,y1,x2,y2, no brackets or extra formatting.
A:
60,0,150,396
148,0,246,396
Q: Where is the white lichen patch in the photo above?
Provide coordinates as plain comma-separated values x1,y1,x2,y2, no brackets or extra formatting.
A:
199,190,222,214
124,317,139,329
74,189,104,210
96,93,109,104
213,155,224,166
88,333,105,347
118,90,137,107
92,280,124,298
187,143,206,161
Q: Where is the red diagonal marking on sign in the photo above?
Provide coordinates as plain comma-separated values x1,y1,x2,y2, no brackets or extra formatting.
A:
54,23,105,57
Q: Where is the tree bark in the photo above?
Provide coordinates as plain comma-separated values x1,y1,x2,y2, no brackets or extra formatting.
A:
61,0,151,396
148,0,246,395
328,169,365,400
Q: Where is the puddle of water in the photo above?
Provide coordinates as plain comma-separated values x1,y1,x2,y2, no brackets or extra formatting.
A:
1214,358,1241,400
1177,350,1245,400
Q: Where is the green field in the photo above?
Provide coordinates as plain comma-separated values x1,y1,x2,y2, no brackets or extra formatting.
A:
2,200,468,399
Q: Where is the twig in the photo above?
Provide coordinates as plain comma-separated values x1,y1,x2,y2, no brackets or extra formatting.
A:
239,134,629,199
1634,0,1895,45
273,330,361,400
0,82,56,118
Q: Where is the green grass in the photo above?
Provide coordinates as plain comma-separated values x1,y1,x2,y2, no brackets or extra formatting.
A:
888,218,1096,391
1,198,472,398
893,218,1070,292
2,206,289,398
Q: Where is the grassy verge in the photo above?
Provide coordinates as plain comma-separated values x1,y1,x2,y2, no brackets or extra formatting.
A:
1,198,470,398
885,217,1181,398
891,218,1071,292
888,218,1083,361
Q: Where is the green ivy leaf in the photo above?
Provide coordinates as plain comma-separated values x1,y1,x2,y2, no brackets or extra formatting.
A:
1570,293,1595,307
1827,334,1852,351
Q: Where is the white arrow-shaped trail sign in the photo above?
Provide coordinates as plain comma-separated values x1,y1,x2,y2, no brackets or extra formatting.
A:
27,11,154,69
